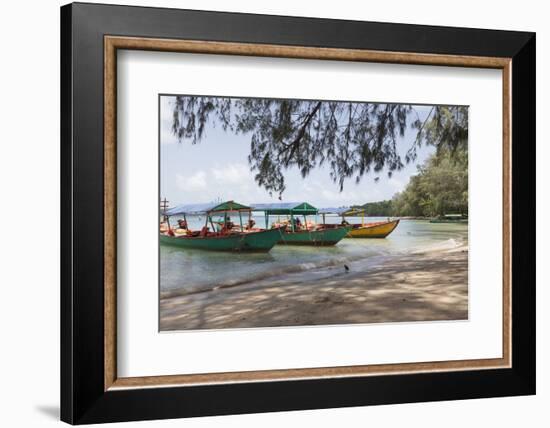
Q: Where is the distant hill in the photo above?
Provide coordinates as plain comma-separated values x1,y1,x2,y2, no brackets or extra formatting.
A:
353,200,393,217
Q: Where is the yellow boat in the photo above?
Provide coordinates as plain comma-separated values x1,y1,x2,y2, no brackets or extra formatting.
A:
346,219,400,238
319,207,400,239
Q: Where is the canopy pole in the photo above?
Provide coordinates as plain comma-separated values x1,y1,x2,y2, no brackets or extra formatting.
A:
290,214,295,232
322,213,326,225
265,213,268,229
303,214,307,231
238,211,243,231
362,211,365,226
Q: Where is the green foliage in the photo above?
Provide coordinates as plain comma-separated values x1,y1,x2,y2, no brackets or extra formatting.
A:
354,147,468,217
355,200,394,216
171,96,468,197
391,146,468,217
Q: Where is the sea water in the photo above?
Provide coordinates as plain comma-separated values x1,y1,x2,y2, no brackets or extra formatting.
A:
160,217,468,294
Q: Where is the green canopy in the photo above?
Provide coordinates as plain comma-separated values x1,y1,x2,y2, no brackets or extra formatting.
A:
250,202,318,216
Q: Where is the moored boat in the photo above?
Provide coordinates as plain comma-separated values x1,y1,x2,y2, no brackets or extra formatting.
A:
276,226,351,246
251,202,350,246
346,219,400,238
318,207,400,239
161,201,283,252
160,227,284,252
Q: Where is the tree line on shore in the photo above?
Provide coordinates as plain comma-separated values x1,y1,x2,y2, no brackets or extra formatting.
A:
356,146,468,218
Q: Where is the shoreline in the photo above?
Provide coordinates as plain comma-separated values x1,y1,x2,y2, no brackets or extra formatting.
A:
160,245,468,331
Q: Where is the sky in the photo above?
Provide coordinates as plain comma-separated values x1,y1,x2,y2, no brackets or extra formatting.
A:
160,96,436,208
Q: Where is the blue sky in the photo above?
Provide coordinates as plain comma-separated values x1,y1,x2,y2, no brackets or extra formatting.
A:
160,96,436,208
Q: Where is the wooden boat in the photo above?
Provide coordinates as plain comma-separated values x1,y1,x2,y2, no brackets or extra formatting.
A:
430,214,468,224
346,219,400,238
160,201,283,252
276,226,351,246
251,202,350,246
318,207,400,239
160,227,283,252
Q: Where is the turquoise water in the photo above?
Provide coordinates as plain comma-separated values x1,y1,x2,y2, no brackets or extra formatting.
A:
160,218,468,294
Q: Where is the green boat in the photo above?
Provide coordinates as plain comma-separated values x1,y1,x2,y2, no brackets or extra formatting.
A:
276,226,351,246
251,202,350,246
161,201,283,252
160,227,283,252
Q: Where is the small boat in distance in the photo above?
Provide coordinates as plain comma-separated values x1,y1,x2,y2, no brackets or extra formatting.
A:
251,202,350,246
318,207,400,239
430,214,468,224
160,201,283,252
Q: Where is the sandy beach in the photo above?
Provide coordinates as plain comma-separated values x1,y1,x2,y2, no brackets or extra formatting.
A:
160,245,468,331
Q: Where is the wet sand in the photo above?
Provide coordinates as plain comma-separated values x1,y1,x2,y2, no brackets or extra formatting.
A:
160,247,468,331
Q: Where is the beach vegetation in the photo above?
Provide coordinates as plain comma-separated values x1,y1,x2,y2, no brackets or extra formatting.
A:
365,147,468,217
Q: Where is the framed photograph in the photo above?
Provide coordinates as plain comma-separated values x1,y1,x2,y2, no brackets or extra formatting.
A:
61,2,535,424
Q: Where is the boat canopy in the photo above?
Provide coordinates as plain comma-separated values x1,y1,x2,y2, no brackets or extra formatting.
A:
166,200,251,216
318,207,366,216
250,202,318,215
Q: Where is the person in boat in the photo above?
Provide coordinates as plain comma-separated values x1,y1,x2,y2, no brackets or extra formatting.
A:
219,214,234,231
341,219,350,226
246,218,256,230
294,217,302,231
200,226,209,237
219,216,233,235
177,219,188,230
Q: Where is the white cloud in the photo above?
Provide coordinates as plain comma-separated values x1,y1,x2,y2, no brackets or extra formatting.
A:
212,163,251,185
176,170,207,191
173,163,273,204
387,177,405,192
160,97,178,145
171,162,405,207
